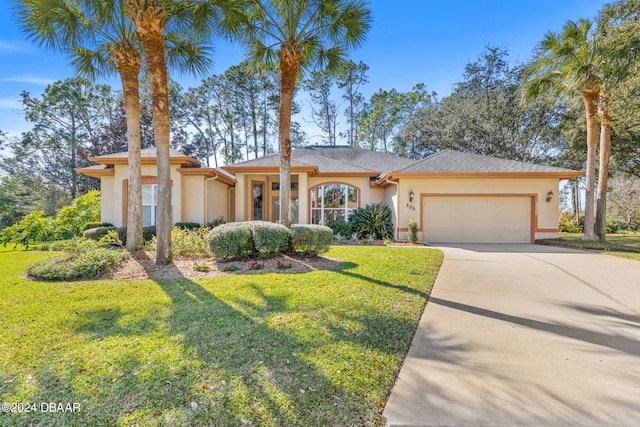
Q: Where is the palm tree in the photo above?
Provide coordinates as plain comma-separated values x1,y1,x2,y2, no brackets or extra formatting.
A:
593,9,638,240
231,0,371,224
15,0,146,251
523,19,601,240
124,0,225,265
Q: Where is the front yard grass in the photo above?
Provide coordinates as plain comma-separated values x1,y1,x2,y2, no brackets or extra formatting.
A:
0,245,442,426
537,232,640,261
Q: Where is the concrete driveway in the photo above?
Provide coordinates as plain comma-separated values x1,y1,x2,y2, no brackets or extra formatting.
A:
383,244,640,427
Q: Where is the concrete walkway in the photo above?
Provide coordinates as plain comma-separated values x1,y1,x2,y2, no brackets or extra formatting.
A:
383,244,640,427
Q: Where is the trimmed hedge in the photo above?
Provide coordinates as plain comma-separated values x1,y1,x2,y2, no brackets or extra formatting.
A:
207,222,255,261
252,221,292,256
83,226,117,241
290,224,333,256
174,222,201,231
111,226,157,244
82,222,113,232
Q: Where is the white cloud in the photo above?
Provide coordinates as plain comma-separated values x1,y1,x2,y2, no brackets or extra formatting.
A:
0,40,28,53
1,76,55,86
0,98,22,110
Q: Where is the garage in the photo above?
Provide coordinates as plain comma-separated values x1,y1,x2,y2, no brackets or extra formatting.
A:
422,195,533,243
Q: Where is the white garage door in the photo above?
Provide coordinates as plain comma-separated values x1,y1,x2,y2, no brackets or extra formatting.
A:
422,196,532,243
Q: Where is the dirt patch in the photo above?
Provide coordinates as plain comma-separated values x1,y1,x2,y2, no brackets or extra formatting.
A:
102,252,342,281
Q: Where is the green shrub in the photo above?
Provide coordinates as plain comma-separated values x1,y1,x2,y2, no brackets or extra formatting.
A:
559,211,581,233
326,219,352,237
290,224,332,256
116,227,128,244
53,190,101,239
207,222,254,261
82,221,113,231
83,226,117,241
252,221,291,256
349,203,393,240
0,210,54,248
26,247,127,280
174,222,201,231
143,226,156,242
113,226,156,244
408,219,418,244
206,217,227,229
147,227,211,256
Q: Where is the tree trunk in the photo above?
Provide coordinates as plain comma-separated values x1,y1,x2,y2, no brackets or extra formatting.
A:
113,46,143,252
581,87,600,240
126,0,172,265
595,92,612,241
71,113,78,199
277,45,302,225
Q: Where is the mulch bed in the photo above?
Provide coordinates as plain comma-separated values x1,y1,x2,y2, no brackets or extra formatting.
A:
101,251,342,280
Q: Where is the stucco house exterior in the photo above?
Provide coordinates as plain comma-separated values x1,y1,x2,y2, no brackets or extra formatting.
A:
77,146,582,243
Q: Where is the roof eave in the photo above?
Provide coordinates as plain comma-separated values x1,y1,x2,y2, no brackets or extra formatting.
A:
89,156,199,166
375,171,585,186
75,167,114,177
177,167,236,185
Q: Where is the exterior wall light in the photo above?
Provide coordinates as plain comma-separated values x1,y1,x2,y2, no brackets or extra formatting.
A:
546,190,554,203
409,190,415,202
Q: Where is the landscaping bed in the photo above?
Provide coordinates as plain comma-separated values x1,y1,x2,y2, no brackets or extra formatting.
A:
102,251,342,280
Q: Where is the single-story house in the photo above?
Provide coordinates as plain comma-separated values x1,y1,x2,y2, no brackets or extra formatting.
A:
77,146,582,243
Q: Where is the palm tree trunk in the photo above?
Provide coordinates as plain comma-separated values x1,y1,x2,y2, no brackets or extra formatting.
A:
126,0,172,265
581,87,599,240
113,47,143,252
277,45,302,225
595,92,612,241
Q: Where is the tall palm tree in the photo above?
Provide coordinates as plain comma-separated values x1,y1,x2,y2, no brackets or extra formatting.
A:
231,0,371,224
14,0,146,252
124,0,224,265
523,19,602,240
593,9,638,240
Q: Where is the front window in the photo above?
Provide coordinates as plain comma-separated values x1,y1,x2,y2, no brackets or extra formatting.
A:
142,184,173,226
310,184,358,225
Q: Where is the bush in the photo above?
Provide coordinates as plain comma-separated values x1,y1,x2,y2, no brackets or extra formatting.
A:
0,210,54,248
82,222,113,231
83,226,117,241
146,227,211,256
174,222,201,231
207,222,254,261
252,221,291,256
408,219,418,243
290,224,332,256
559,211,582,233
27,247,127,280
113,226,157,245
349,203,393,240
53,190,101,239
26,237,126,280
206,217,227,229
326,219,352,237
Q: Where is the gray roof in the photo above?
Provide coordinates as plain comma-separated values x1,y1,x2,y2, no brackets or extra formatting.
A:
395,150,578,174
228,145,416,175
92,147,189,160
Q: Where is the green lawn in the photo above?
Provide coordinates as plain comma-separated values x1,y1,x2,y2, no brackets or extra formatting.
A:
0,245,442,427
537,232,640,261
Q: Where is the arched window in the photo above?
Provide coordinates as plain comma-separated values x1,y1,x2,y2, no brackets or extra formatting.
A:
310,183,358,225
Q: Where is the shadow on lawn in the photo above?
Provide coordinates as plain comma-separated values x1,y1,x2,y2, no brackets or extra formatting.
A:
2,250,434,426
74,258,403,426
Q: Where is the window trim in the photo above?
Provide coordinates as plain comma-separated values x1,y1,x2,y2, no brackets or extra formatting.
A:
308,182,361,225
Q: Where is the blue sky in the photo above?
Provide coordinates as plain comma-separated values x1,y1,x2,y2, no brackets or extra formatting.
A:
0,0,606,141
